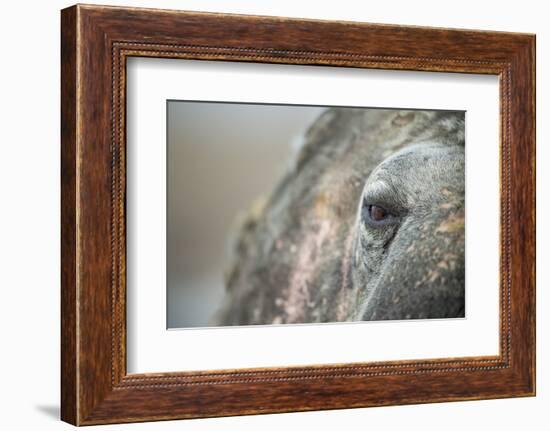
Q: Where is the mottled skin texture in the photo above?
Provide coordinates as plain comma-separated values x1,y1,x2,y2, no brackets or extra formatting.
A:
213,109,465,325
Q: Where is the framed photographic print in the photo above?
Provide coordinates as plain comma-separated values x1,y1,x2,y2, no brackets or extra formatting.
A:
61,4,536,425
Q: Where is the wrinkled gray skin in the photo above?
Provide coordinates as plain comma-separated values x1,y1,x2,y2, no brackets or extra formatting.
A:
213,109,465,325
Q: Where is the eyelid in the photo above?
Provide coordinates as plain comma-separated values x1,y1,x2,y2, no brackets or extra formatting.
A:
362,181,407,215
363,179,394,201
362,197,402,219
361,202,399,228
361,176,409,226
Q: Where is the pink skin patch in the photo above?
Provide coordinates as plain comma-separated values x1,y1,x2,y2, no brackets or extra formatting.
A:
283,218,332,323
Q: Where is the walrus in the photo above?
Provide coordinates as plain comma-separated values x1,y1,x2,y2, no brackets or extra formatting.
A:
213,108,465,325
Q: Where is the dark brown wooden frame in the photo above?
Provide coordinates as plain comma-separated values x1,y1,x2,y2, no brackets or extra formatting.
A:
61,4,536,426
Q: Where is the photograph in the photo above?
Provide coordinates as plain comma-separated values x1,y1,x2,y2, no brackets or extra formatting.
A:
167,102,466,328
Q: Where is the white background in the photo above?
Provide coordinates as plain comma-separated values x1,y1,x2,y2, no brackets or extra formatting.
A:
127,59,499,373
0,0,546,430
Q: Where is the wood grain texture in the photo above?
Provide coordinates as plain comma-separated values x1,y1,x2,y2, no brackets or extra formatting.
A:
60,4,536,425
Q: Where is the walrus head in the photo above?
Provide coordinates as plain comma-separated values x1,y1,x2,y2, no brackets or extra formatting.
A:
349,142,465,320
215,108,466,326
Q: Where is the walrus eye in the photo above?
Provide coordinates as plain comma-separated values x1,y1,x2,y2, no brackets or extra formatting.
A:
362,199,399,227
369,205,388,221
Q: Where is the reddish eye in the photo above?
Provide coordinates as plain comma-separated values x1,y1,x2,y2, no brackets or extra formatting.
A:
369,205,388,221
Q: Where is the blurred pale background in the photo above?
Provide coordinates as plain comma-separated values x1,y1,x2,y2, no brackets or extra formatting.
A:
167,101,324,328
